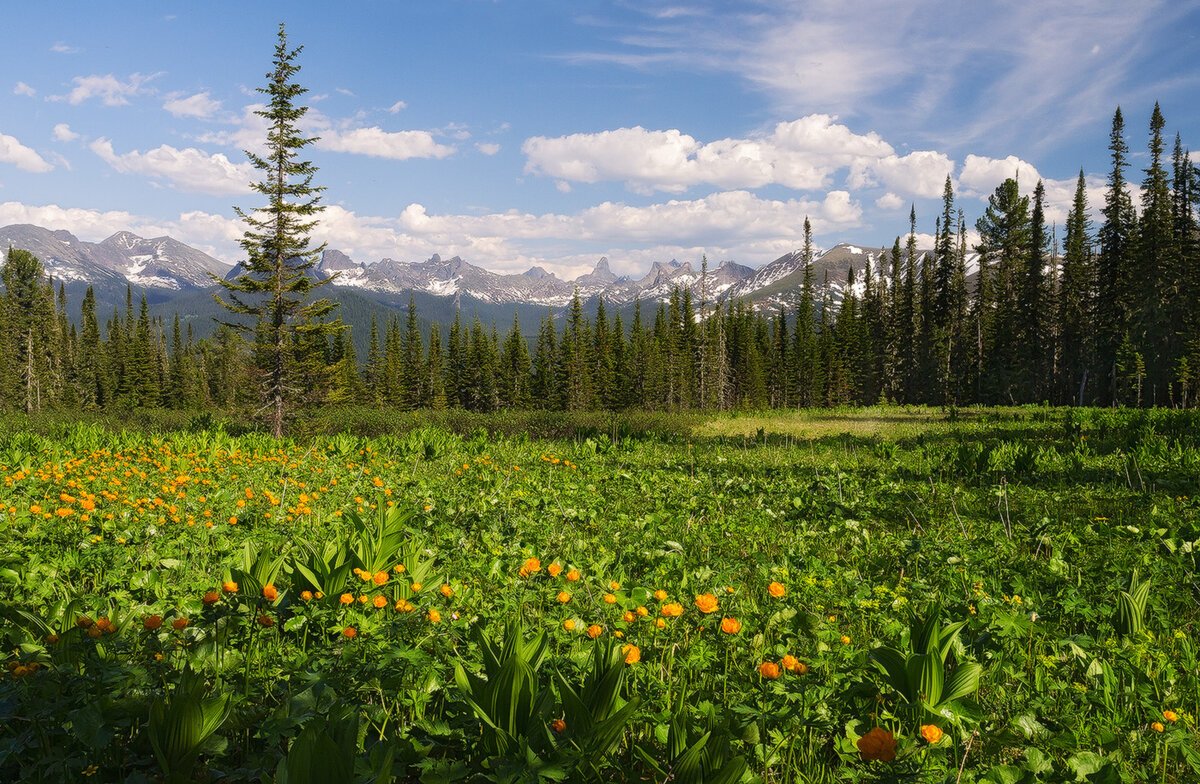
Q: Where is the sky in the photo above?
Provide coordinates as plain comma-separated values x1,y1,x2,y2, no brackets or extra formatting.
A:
1,0,1198,280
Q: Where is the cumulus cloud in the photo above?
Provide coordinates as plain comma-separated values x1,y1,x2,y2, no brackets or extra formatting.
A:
958,154,1106,226
13,81,36,97
90,139,253,195
522,114,945,199
316,127,456,160
475,142,501,156
52,124,80,142
54,72,160,106
163,91,222,119
875,192,904,210
0,133,54,172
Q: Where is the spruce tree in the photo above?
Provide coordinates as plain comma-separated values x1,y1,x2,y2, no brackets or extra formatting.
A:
213,23,338,437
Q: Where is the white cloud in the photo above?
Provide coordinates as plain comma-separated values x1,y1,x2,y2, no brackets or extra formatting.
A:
54,72,160,106
13,81,36,97
958,154,1106,227
90,139,253,196
50,42,79,54
875,192,904,210
475,142,501,156
387,100,407,114
163,91,222,119
52,124,80,142
317,127,456,160
0,134,54,172
522,114,956,198
335,87,355,97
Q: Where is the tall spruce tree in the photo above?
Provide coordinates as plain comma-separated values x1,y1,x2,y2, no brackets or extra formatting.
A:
213,23,338,437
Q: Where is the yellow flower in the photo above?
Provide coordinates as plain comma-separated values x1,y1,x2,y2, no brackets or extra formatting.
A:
609,580,621,591
653,589,668,601
586,624,602,639
394,599,415,612
1151,721,1165,733
172,617,189,631
622,644,640,664
427,609,441,623
566,569,581,582
857,727,896,762
339,593,354,605
563,619,577,631
410,582,423,592
720,617,742,634
548,563,563,578
440,584,454,598
373,571,389,586
695,594,719,614
768,582,786,598
557,591,572,604
373,595,388,609
920,724,944,744
603,593,617,604
840,634,851,645
222,580,238,594
1163,710,1178,723
343,626,357,639
655,618,666,629
622,610,636,623
661,602,684,617
143,614,163,630
300,590,313,601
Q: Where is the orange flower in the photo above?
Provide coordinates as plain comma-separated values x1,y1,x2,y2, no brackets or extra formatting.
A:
202,591,220,606
768,582,786,598
636,606,648,617
262,584,278,602
394,599,415,612
257,614,274,627
300,590,313,602
373,571,389,586
519,557,542,577
222,580,238,594
622,644,641,664
655,618,667,629
857,727,896,762
563,618,577,631
343,626,357,639
427,609,441,623
548,563,563,578
45,633,60,644
1151,721,1165,733
557,591,572,604
566,569,581,582
603,593,617,604
1163,710,1179,723
622,611,636,623
550,718,567,733
410,582,423,593
661,602,684,617
720,617,742,634
440,584,454,598
373,595,388,609
95,618,112,632
86,626,103,639
609,581,621,591
782,655,808,675
759,661,781,679
587,624,603,639
920,724,944,744
76,616,94,629
339,593,354,605
143,614,163,630
840,634,852,645
653,589,668,601
695,594,719,614
172,617,189,631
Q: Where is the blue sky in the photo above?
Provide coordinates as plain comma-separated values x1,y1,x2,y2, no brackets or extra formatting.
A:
1,0,1198,279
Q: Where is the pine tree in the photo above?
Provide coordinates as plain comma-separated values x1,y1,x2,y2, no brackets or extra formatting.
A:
1,249,56,412
213,23,338,437
401,294,424,410
1018,180,1050,402
1058,171,1093,404
793,217,817,406
1097,107,1139,405
1138,103,1181,404
499,311,532,408
425,323,447,409
975,177,1030,402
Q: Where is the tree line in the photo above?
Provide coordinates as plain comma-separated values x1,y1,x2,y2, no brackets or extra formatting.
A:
1,102,1197,415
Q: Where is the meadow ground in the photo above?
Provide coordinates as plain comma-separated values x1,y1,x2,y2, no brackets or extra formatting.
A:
1,406,1197,782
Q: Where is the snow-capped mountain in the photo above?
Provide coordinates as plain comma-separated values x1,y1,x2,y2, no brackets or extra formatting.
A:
0,224,229,291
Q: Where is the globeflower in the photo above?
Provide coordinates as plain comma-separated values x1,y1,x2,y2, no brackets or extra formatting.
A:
653,589,668,601
603,593,617,604
262,584,278,602
720,617,742,634
373,595,388,609
782,655,807,674
427,609,441,623
548,563,563,578
519,557,542,578
440,584,454,598
172,617,189,631
557,591,572,604
661,602,684,617
257,614,274,627
857,727,896,762
202,591,220,606
695,594,719,614
759,661,781,679
222,580,238,594
622,644,640,664
920,724,944,744
343,626,357,639
1151,721,1165,733
768,582,786,598
143,614,163,630
566,569,581,582
300,590,313,602
339,593,354,606
1163,710,1178,723
373,571,389,586
563,619,577,631
550,718,566,733
586,624,603,639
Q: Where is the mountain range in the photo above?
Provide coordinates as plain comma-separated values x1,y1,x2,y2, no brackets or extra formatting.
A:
0,223,927,350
